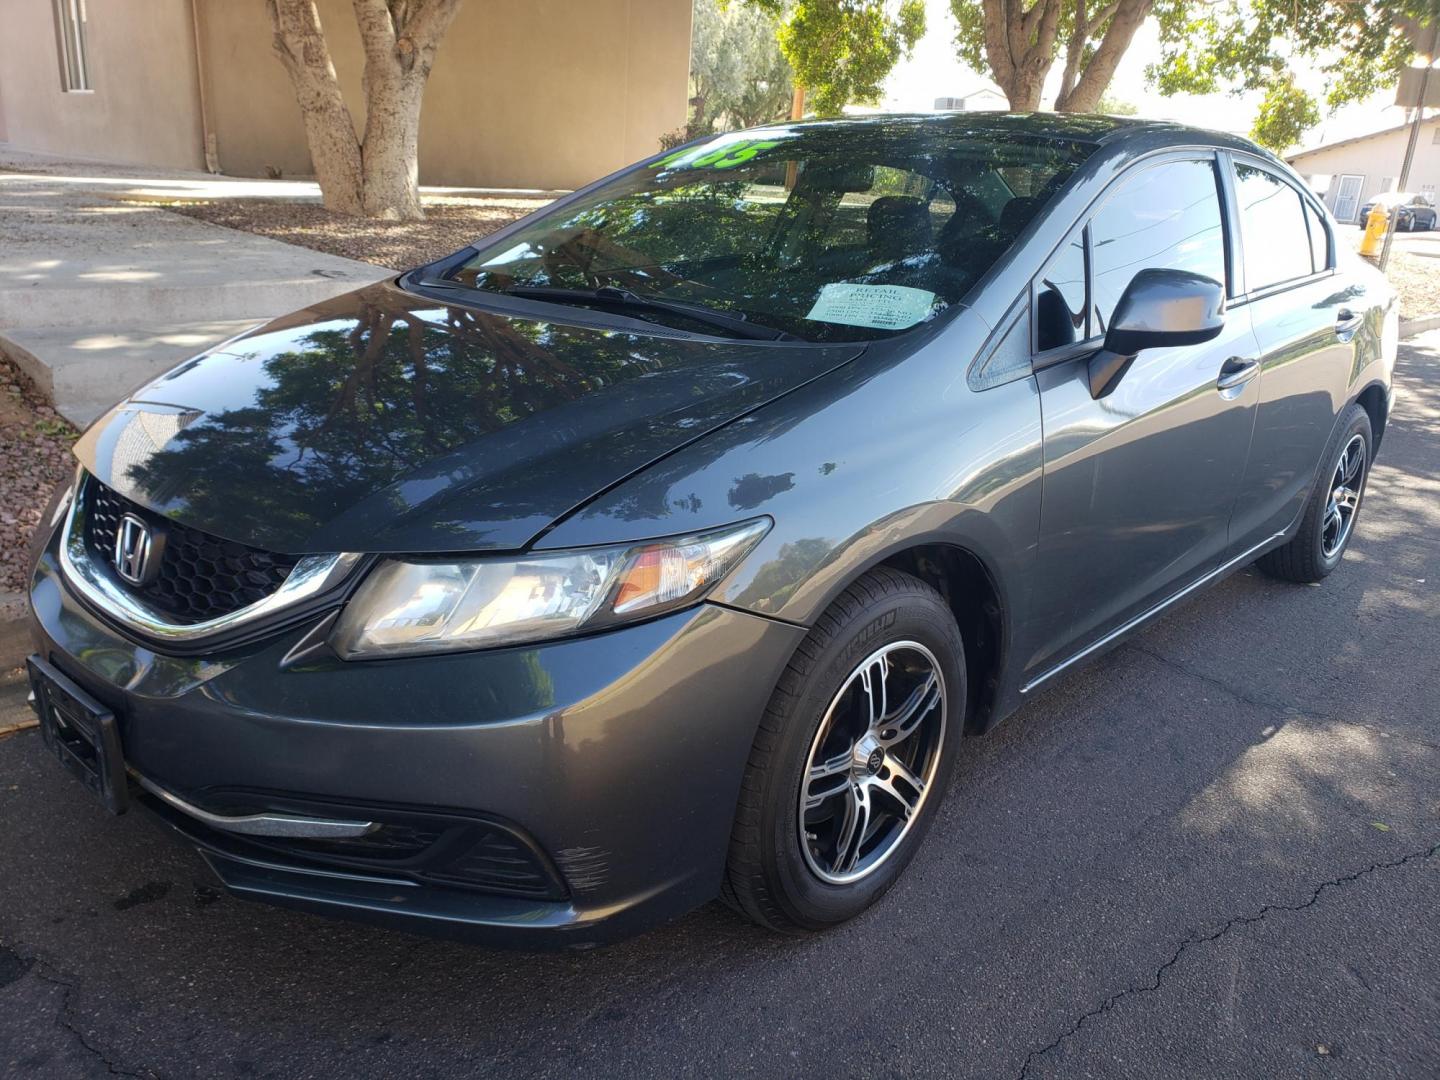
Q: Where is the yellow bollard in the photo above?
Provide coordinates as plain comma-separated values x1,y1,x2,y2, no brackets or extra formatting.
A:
1360,203,1389,258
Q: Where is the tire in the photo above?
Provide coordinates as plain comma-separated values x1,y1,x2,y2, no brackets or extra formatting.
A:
1258,403,1372,584
722,567,965,934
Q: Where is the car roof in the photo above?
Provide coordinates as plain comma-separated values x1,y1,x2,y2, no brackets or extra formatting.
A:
764,111,1271,158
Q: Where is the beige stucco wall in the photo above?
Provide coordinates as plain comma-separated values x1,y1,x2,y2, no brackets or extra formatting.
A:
0,0,205,169
0,0,690,190
1288,120,1440,222
199,0,692,190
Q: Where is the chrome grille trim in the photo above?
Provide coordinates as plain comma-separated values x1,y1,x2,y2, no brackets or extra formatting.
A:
57,478,361,644
132,771,379,839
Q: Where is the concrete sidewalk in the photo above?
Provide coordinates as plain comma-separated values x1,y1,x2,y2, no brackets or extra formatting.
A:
0,148,397,425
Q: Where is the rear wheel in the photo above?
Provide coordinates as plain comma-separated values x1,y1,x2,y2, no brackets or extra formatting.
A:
723,568,964,933
1258,403,1371,583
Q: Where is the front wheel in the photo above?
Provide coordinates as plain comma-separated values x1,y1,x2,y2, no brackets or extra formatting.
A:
1258,403,1372,583
722,568,965,933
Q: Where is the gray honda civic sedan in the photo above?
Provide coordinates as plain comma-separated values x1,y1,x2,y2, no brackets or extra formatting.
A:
27,114,1396,946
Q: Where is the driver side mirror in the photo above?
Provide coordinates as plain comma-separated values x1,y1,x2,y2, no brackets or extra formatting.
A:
1087,268,1226,398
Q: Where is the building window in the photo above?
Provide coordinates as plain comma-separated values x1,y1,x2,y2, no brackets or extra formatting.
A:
54,0,91,92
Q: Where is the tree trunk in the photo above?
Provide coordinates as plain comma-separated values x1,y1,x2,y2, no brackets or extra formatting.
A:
997,70,1047,111
268,0,462,220
359,67,427,219
1055,0,1152,112
352,0,462,221
267,0,364,215
982,0,1064,111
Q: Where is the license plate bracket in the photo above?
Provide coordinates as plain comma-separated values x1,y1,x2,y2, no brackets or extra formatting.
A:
26,655,128,815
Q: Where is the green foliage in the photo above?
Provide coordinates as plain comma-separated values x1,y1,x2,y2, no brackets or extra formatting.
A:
1095,94,1138,115
946,0,1145,112
746,0,926,116
690,0,795,137
949,0,1433,122
1150,0,1434,122
947,0,986,72
1250,75,1322,151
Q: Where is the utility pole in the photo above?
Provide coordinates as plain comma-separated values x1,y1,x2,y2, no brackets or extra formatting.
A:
785,84,805,190
1380,18,1440,271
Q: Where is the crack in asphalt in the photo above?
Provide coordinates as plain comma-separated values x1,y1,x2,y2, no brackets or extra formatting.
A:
1124,642,1440,754
1014,841,1440,1079
27,958,152,1078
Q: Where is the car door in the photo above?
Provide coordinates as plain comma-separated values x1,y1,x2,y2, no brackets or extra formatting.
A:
1022,153,1264,680
1223,155,1368,554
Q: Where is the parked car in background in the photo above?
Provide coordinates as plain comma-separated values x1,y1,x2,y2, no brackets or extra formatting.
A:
27,114,1397,947
1357,190,1437,230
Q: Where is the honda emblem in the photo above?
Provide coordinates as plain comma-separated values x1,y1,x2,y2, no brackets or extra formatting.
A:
113,513,157,586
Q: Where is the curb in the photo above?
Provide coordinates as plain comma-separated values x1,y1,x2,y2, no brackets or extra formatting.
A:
0,592,31,674
1400,312,1440,338
0,718,38,740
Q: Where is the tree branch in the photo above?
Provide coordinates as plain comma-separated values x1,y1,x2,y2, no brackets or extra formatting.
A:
1057,0,1152,111
1056,0,1088,103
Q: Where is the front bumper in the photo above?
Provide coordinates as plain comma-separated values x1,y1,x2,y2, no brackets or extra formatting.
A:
28,540,805,947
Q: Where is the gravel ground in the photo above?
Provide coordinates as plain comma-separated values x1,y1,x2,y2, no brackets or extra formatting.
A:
0,359,76,595
165,196,554,271
1345,228,1440,320
1377,250,1439,321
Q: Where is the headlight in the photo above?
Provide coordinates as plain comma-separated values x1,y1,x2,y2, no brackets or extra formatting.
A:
329,518,771,659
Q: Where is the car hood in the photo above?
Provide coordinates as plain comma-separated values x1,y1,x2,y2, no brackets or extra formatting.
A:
74,281,861,554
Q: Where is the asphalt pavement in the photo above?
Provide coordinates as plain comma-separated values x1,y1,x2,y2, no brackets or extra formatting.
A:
2,338,1438,1079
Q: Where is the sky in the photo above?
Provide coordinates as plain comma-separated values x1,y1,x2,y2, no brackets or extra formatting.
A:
878,0,1409,151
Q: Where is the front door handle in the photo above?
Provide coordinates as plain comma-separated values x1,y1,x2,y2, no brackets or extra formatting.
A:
1216,356,1260,393
1335,309,1364,340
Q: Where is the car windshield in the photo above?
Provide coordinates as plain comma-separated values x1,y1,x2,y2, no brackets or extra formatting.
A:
442,120,1098,343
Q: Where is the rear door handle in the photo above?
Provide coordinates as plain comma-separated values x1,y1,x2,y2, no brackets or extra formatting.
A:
1336,309,1364,339
1216,356,1260,393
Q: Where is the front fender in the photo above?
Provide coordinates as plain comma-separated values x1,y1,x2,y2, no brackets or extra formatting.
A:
536,321,1046,711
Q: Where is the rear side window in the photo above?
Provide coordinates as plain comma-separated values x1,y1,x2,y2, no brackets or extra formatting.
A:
1089,159,1227,334
1232,162,1314,290
1304,199,1330,272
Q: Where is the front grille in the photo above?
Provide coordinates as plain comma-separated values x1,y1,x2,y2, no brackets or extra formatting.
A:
84,477,300,624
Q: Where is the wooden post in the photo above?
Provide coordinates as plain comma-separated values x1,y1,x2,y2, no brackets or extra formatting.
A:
785,84,805,190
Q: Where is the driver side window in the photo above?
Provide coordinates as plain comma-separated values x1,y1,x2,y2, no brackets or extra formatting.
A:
1088,158,1227,335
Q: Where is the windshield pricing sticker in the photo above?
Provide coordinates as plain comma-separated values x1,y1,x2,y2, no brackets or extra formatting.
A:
806,283,938,330
651,138,784,171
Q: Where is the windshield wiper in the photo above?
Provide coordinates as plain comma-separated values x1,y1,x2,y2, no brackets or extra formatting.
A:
503,285,799,341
